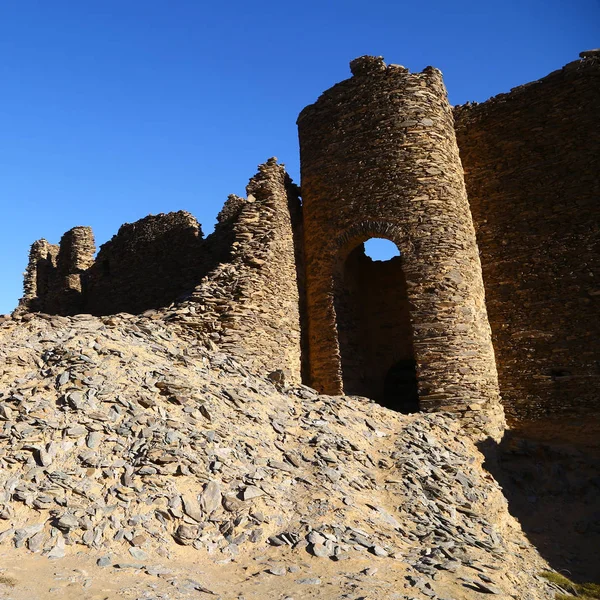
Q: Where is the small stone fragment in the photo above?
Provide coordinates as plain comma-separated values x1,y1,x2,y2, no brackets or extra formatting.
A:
242,486,264,500
372,545,388,557
200,480,222,514
97,556,112,567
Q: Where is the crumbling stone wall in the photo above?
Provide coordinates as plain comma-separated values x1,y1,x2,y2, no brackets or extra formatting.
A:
46,226,96,315
16,162,304,383
298,56,505,440
85,211,204,315
454,51,600,424
19,239,59,313
168,159,304,382
18,214,204,317
23,227,97,316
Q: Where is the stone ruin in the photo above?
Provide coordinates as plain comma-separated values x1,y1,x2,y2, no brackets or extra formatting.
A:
17,51,600,441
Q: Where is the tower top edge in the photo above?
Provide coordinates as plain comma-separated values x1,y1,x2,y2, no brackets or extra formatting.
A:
349,55,442,78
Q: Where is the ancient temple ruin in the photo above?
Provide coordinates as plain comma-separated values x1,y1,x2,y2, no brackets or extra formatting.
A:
17,51,600,440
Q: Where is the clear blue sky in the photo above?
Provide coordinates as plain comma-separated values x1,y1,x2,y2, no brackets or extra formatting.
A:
1,1,598,314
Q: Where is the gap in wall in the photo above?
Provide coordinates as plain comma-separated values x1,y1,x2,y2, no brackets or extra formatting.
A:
334,238,419,414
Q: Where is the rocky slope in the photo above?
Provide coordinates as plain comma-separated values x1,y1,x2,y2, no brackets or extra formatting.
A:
0,312,557,599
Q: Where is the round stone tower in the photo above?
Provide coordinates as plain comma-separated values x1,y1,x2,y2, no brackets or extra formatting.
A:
297,56,504,440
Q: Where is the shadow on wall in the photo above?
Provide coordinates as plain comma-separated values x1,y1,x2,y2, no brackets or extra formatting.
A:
478,425,600,583
333,238,419,414
85,212,206,315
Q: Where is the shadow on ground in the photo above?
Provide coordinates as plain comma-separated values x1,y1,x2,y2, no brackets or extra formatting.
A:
479,422,600,583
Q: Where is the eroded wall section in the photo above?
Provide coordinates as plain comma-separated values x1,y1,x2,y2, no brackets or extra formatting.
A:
19,239,59,313
19,213,204,316
86,211,204,315
17,161,303,382
45,226,96,315
455,53,600,423
169,159,304,382
20,227,95,315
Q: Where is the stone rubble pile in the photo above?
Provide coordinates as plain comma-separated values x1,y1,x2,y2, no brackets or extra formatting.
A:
0,313,553,599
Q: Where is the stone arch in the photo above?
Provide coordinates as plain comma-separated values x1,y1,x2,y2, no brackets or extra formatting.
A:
330,221,419,412
333,221,410,267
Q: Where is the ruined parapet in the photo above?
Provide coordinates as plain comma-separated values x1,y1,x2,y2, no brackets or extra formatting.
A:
43,227,95,315
18,239,59,312
201,194,248,268
85,211,203,316
298,56,504,440
455,51,600,424
173,159,304,382
217,194,246,224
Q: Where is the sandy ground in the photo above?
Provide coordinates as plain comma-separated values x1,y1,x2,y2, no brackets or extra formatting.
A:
0,542,536,600
0,544,416,600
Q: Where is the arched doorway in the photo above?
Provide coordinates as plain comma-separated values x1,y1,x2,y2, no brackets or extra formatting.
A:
333,238,419,413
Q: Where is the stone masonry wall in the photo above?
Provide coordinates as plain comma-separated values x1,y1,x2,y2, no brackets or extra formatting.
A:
16,162,304,383
44,226,96,315
454,52,600,424
298,56,505,440
18,214,204,317
85,211,204,316
19,239,59,313
167,159,304,383
16,52,598,434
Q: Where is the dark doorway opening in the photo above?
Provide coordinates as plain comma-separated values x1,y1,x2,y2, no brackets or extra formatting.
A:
334,239,419,413
383,359,419,413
